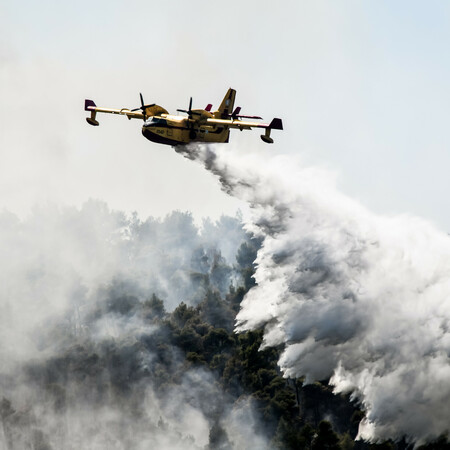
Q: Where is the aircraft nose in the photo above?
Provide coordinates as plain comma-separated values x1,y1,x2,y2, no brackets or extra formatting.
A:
142,126,151,139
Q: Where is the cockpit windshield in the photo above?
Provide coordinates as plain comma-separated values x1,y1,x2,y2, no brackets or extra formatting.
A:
144,117,167,127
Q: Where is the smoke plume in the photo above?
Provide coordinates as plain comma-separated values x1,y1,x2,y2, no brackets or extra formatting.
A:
178,144,450,445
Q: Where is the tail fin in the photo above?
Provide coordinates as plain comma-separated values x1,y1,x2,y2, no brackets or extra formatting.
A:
216,88,236,118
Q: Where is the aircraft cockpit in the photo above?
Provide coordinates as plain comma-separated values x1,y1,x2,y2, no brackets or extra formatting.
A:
144,117,168,127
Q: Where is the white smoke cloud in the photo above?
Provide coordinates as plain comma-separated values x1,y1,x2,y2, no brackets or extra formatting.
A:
222,397,272,450
179,144,450,445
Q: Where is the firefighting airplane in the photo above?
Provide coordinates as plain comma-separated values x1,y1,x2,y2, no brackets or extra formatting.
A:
84,88,283,146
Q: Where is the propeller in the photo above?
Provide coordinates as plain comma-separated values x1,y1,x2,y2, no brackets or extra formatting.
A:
177,97,199,139
130,93,155,119
177,97,194,118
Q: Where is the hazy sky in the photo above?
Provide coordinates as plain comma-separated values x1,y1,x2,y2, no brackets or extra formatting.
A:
2,1,450,228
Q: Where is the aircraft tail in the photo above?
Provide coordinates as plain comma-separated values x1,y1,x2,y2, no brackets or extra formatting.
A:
215,88,236,119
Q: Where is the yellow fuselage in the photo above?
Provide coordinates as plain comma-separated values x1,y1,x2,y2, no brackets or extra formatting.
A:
141,114,229,146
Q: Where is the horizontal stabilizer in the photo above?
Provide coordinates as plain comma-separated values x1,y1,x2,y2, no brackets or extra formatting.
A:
231,107,241,119
230,107,263,120
236,114,263,120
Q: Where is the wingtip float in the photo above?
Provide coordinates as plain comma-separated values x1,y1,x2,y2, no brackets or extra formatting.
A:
84,88,283,146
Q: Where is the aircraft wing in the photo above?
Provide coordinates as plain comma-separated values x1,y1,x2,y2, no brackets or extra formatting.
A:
85,99,144,125
206,117,283,131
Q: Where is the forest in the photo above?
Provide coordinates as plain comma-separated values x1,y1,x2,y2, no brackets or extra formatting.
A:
0,205,448,449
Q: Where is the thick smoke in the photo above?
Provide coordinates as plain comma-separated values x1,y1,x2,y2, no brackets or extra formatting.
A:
178,144,450,445
0,202,268,449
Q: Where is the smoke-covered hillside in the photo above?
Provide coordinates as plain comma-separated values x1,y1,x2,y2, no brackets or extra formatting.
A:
0,204,255,449
0,204,352,449
0,201,369,450
2,144,450,449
